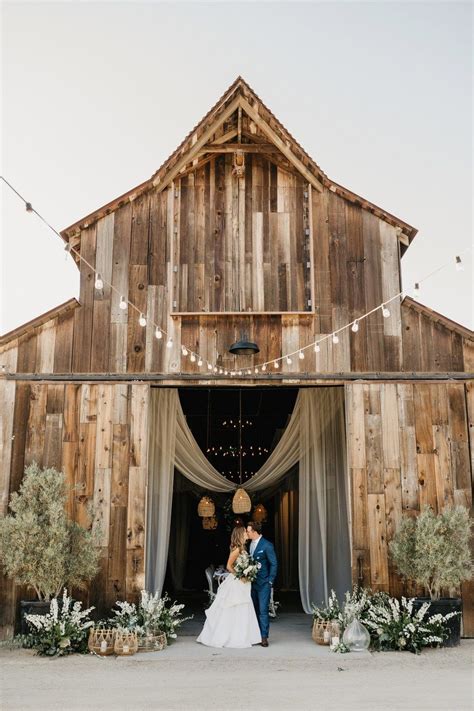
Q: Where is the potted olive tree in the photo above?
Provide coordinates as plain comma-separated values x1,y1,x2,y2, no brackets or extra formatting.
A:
389,505,473,646
0,463,101,633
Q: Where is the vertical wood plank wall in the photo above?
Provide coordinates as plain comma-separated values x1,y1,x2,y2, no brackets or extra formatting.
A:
0,380,149,636
346,382,473,633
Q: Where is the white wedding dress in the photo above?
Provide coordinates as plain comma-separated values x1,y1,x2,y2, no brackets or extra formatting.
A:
197,574,262,648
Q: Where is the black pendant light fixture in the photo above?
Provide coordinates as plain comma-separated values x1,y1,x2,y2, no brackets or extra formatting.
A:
229,338,260,356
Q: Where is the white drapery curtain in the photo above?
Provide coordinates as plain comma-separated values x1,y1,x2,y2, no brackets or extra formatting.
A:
146,387,351,610
298,387,351,611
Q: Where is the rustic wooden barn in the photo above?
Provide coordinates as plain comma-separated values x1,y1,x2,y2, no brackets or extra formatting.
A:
1,77,473,638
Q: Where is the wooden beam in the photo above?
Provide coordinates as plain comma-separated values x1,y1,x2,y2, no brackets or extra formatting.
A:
239,97,324,193
153,97,241,193
199,143,279,154
4,372,473,383
212,128,238,145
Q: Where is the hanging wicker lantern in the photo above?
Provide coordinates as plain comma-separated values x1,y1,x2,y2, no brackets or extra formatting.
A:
202,516,218,530
253,503,267,523
232,487,251,514
198,496,215,517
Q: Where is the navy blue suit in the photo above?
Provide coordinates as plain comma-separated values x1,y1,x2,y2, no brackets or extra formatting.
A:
250,537,278,638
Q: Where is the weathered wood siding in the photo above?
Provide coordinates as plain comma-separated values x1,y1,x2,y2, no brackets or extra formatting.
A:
346,382,473,617
0,376,149,637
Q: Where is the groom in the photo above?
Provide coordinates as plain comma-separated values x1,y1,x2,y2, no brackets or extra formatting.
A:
246,521,278,647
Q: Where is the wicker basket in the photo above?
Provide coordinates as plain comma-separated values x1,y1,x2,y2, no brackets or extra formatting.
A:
232,487,251,514
137,631,167,653
114,630,138,656
198,496,215,517
202,515,218,530
88,627,116,656
312,620,332,645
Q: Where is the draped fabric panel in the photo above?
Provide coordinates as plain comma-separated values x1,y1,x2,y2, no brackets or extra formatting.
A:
145,389,177,595
146,387,351,607
298,387,351,611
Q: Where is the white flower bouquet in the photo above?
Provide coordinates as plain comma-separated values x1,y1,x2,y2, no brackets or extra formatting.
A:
233,551,261,583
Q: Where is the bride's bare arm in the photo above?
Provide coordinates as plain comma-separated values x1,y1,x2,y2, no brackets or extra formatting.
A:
226,547,240,574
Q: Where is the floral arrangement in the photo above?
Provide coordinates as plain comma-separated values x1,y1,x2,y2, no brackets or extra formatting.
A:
365,596,460,654
233,551,261,583
108,590,192,641
312,587,460,655
22,588,94,656
311,589,342,621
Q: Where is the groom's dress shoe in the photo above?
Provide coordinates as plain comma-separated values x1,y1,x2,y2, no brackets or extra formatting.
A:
261,638,269,647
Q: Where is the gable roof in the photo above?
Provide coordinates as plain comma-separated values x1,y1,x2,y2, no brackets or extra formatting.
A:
0,298,79,347
402,296,474,341
60,76,417,257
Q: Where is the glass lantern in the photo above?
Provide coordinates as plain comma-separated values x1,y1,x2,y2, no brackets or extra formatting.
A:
329,620,341,649
342,618,370,652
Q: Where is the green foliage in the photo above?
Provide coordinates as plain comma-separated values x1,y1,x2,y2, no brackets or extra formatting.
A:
0,463,101,601
21,589,94,657
389,506,473,600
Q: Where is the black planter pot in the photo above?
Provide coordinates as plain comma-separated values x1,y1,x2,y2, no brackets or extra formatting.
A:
20,600,51,635
411,597,462,647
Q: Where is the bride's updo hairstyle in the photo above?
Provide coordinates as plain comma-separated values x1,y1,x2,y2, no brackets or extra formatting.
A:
230,526,246,552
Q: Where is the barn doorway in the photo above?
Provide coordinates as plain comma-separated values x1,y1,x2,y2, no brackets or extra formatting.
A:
152,385,351,618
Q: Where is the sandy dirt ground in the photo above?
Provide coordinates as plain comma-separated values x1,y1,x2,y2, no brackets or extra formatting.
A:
1,614,472,711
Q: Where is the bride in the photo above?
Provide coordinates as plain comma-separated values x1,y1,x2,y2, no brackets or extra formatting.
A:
197,526,262,648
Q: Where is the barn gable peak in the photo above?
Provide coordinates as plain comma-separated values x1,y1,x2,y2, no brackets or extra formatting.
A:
61,76,417,254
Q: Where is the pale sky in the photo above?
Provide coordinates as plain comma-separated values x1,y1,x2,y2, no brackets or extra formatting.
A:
1,1,472,335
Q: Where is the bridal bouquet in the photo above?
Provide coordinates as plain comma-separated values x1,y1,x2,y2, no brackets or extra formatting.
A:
233,551,261,583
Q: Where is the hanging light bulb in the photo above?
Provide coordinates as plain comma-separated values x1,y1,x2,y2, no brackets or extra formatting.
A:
213,366,218,372
455,255,464,271
207,363,212,371
299,350,305,360
413,282,421,298
273,361,279,369
154,326,162,339
261,364,267,371
94,273,104,290
332,333,339,344
351,321,359,333
138,313,147,327
382,304,391,318
254,368,259,374
286,356,292,365
190,353,196,362
181,346,188,356
314,343,320,353
166,337,173,348
198,358,203,366
219,368,224,374
119,296,128,311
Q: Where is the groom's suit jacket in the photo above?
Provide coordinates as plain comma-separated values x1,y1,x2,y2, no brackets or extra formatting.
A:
251,537,278,588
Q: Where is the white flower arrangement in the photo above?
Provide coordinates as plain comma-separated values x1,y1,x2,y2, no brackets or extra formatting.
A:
364,595,459,654
109,590,192,642
312,588,460,655
23,588,94,656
